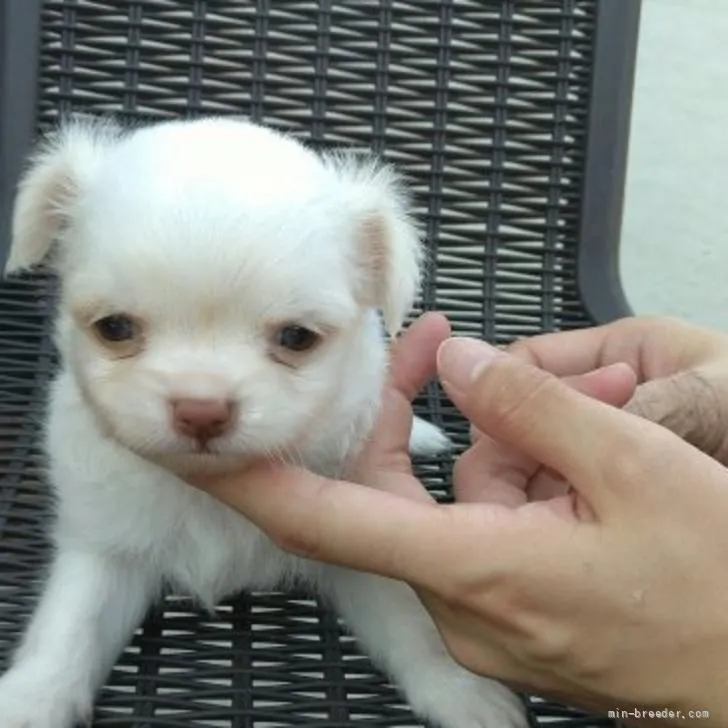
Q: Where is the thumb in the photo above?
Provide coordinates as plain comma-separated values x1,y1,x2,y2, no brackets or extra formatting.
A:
469,362,636,444
437,337,652,515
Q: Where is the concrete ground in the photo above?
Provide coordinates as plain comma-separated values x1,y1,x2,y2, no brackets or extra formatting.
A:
621,0,728,330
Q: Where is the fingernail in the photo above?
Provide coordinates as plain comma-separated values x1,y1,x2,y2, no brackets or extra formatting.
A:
437,338,500,391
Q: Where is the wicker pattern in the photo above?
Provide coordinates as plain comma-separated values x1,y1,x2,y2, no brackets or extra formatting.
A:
0,1,620,725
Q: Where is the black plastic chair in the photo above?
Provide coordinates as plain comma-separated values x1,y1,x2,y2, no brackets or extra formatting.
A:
0,1,640,725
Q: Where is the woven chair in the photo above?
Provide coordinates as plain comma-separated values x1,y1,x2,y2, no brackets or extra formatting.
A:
0,1,640,725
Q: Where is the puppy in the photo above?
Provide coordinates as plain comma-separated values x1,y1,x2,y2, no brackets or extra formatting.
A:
0,116,527,728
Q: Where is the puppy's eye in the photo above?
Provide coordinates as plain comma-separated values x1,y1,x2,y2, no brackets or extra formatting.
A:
93,314,138,343
276,325,321,352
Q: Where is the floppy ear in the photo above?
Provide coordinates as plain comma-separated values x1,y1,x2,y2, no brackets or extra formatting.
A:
5,116,121,275
329,152,424,336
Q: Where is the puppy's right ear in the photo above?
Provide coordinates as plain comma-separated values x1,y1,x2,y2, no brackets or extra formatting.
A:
5,117,120,275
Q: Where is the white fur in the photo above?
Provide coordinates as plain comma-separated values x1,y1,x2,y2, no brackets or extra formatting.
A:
410,415,453,455
0,117,526,728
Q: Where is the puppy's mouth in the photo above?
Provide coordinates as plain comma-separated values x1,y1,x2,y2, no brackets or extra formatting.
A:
191,439,215,455
144,446,253,478
110,428,253,475
130,436,229,459
164,433,243,459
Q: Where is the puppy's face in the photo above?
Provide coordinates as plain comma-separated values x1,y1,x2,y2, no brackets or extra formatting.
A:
7,118,422,472
61,223,365,472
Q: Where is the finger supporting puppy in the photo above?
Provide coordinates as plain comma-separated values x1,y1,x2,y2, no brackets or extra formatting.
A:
196,461,464,587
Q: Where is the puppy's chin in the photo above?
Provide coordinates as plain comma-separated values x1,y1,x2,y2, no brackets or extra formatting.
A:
142,450,254,479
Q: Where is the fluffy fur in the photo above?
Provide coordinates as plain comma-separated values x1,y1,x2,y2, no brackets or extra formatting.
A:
0,116,526,728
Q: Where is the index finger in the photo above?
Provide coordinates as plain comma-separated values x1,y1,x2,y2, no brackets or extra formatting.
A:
507,316,726,381
203,461,518,590
506,322,626,376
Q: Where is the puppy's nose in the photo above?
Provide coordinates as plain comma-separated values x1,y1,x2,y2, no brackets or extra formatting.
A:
172,398,233,441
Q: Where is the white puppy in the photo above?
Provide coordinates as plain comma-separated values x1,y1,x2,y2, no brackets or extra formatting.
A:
0,116,527,728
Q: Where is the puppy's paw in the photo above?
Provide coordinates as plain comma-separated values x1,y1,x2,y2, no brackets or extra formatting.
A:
404,665,528,728
409,416,451,456
0,668,92,728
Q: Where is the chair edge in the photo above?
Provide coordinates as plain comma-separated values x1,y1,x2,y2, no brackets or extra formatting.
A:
0,0,42,273
577,0,643,325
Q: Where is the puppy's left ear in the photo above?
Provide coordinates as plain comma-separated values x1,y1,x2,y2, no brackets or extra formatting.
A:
330,154,423,336
6,115,121,275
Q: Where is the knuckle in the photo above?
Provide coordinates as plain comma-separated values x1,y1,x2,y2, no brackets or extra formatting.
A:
441,562,519,621
435,578,468,610
272,530,322,561
608,429,668,485
523,624,577,667
435,550,511,611
524,626,608,682
505,339,538,365
440,628,486,673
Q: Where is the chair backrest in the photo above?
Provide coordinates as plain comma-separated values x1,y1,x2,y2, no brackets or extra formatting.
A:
0,4,642,725
0,0,640,335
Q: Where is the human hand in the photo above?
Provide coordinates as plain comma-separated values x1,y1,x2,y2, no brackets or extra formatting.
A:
508,316,728,465
341,312,633,504
465,315,728,503
427,339,728,726
193,320,728,726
